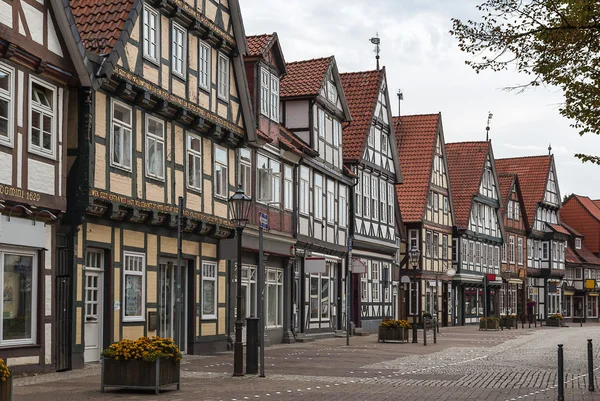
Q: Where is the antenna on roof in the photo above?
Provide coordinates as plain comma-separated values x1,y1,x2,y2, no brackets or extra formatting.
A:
548,143,552,155
485,112,493,141
397,89,403,117
370,33,381,70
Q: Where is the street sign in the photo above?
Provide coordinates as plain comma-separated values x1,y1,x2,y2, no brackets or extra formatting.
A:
259,212,269,230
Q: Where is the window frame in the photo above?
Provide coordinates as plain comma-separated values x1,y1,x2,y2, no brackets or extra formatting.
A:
145,115,165,181
110,99,133,171
28,76,57,159
299,166,310,215
217,52,230,102
517,237,524,265
198,40,211,91
0,62,14,147
122,252,146,322
186,133,203,192
270,73,279,122
284,164,293,211
327,179,335,225
214,144,229,199
239,148,252,197
142,4,160,64
575,238,582,250
201,261,218,320
339,185,347,228
171,22,187,79
509,236,515,264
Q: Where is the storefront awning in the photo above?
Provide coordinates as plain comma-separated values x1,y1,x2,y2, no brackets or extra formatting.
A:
564,290,575,296
589,293,599,297
508,278,523,285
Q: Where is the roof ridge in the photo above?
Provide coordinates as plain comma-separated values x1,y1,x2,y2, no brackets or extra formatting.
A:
246,33,274,38
496,154,552,161
394,113,440,118
446,140,489,145
340,69,382,76
286,56,332,65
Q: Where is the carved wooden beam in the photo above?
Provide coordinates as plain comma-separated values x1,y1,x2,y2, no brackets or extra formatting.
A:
154,99,170,115
109,202,128,221
3,43,17,59
116,81,134,98
135,90,152,108
189,116,207,132
149,211,167,225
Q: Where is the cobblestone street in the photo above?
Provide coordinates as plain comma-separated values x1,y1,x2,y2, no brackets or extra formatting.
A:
13,325,600,400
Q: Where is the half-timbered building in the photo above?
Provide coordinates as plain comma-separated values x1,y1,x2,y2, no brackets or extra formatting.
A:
280,57,354,336
394,114,454,327
339,68,402,333
64,0,255,368
446,141,504,325
496,155,567,320
0,0,89,372
497,173,528,318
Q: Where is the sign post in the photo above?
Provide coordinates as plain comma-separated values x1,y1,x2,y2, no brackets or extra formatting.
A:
258,212,268,378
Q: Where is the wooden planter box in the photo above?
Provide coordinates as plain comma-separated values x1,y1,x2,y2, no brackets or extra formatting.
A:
546,319,563,327
101,358,180,394
479,320,499,330
378,327,410,343
501,318,516,328
0,375,12,401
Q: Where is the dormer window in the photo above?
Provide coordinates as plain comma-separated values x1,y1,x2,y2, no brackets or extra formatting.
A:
575,238,582,250
260,67,279,122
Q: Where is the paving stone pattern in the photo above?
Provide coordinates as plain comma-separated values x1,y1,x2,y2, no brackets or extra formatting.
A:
12,325,600,401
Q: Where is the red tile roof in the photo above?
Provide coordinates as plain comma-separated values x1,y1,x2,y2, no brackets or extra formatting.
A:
280,57,332,98
594,200,600,209
561,221,583,237
393,114,439,223
548,223,571,236
340,69,384,161
576,244,600,265
70,0,134,55
445,141,490,229
246,34,273,57
279,127,318,157
565,247,580,264
495,155,552,231
570,195,600,223
257,129,273,143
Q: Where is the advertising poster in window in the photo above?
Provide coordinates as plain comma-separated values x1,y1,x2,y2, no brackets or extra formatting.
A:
125,276,142,317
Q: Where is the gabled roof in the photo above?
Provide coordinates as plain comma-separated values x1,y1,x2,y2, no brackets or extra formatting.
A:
393,114,440,222
279,127,318,158
565,247,580,264
495,155,553,231
246,33,286,74
445,141,491,229
498,174,515,210
280,57,332,98
565,194,600,223
70,0,135,55
594,200,600,209
339,69,383,161
547,223,571,236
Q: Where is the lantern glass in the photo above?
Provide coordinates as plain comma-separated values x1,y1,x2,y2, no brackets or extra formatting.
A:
228,185,252,229
408,246,420,269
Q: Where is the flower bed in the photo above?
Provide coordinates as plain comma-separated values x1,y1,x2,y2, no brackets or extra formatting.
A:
101,336,181,394
378,320,411,343
479,317,499,331
0,358,11,401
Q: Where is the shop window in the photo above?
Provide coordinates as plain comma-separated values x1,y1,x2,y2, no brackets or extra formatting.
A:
123,252,145,322
266,269,283,327
202,262,217,319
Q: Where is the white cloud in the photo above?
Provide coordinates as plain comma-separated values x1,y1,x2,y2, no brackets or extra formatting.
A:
241,0,600,198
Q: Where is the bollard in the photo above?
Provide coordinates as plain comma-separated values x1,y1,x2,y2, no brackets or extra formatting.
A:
437,319,440,334
515,316,518,330
412,324,418,344
588,339,595,392
424,325,427,346
245,317,259,375
529,314,531,329
581,316,583,328
433,323,437,344
558,344,565,401
521,316,524,329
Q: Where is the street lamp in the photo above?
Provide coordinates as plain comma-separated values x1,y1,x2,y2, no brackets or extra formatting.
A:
408,246,420,343
501,267,511,329
229,185,252,377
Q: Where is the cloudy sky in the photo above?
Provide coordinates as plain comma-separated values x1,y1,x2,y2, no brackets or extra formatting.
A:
241,0,600,199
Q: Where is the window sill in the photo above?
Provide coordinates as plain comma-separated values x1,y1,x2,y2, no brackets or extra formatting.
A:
214,194,228,201
187,185,202,196
29,146,56,161
143,56,160,68
0,342,39,349
0,139,14,149
199,85,210,94
122,318,145,323
201,316,217,321
145,174,165,185
217,94,229,103
173,72,186,82
110,163,133,174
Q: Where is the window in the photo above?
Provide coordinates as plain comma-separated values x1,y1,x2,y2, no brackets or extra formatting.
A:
372,262,379,301
517,238,524,265
186,133,202,191
542,242,549,260
29,79,56,157
426,231,432,257
361,271,367,301
470,241,475,264
363,172,370,218
409,229,418,250
214,145,228,198
575,238,582,250
575,268,582,279
260,68,269,116
299,166,309,215
427,190,433,209
381,133,388,154
501,242,507,262
509,236,515,263
257,154,280,205
368,127,375,147
433,192,439,211
318,109,326,139
380,180,387,224
198,41,211,90
356,171,362,217
433,233,439,258
270,74,279,121
327,180,335,224
284,165,293,211
202,262,217,319
172,23,186,77
111,100,132,170
310,271,331,321
266,269,283,327
442,235,448,260
0,250,37,344
145,116,165,180
461,238,468,265
239,148,252,197
507,200,514,220
0,64,12,145
339,185,347,227
314,174,323,220
371,177,378,220
387,183,395,223
514,202,520,220
123,252,145,322
143,5,159,62
443,197,449,213
217,53,229,101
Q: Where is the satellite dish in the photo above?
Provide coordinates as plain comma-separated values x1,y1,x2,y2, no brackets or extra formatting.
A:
445,268,456,277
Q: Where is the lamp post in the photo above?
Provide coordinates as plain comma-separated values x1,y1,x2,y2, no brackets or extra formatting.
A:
228,185,252,377
408,246,420,343
501,267,511,329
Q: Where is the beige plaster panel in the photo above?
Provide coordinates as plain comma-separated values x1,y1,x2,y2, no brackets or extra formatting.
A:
114,228,121,263
110,173,132,197
218,276,225,304
136,159,143,198
94,143,106,189
202,322,216,336
203,179,212,215
203,140,212,174
86,223,111,244
174,126,184,165
147,234,158,266
182,240,198,256
214,201,226,219
217,102,227,119
218,259,226,274
229,61,237,98
143,62,159,85
123,325,144,340
218,307,226,334
172,79,185,99
147,270,157,303
202,243,217,258
167,166,172,204
161,236,177,254
196,274,200,303
230,100,240,128
77,228,83,258
196,316,200,337
125,43,139,73
76,263,83,302
136,109,142,153
189,35,198,72
186,192,202,212
188,75,198,104
175,170,184,201
146,182,164,203
166,122,172,163
205,1,217,22
95,93,106,139
123,229,145,249
198,91,210,110
130,18,140,42
161,64,169,92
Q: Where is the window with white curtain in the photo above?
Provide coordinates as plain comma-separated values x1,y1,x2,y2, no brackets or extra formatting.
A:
145,116,165,180
0,63,13,145
123,252,145,322
327,180,335,224
299,166,309,215
284,165,293,211
314,173,323,220
111,100,132,170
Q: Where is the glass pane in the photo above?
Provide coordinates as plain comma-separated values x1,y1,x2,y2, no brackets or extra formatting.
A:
43,132,52,150
148,118,163,138
3,254,34,341
124,274,142,317
189,135,201,152
216,147,227,164
123,128,131,167
31,128,40,147
268,284,276,326
0,71,8,92
0,99,7,137
188,154,195,186
113,126,121,164
203,280,215,315
321,279,329,319
114,104,130,125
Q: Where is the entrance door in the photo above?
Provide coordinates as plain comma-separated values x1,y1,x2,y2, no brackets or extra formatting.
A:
159,262,188,353
84,250,104,363
442,282,449,327
574,296,585,322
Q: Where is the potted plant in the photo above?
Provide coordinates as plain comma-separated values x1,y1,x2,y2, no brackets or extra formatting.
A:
500,314,517,328
546,313,564,327
0,358,12,401
378,319,412,342
101,336,182,394
479,316,500,331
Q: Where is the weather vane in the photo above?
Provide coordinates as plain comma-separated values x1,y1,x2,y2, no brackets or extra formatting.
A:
486,112,493,141
370,33,381,70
